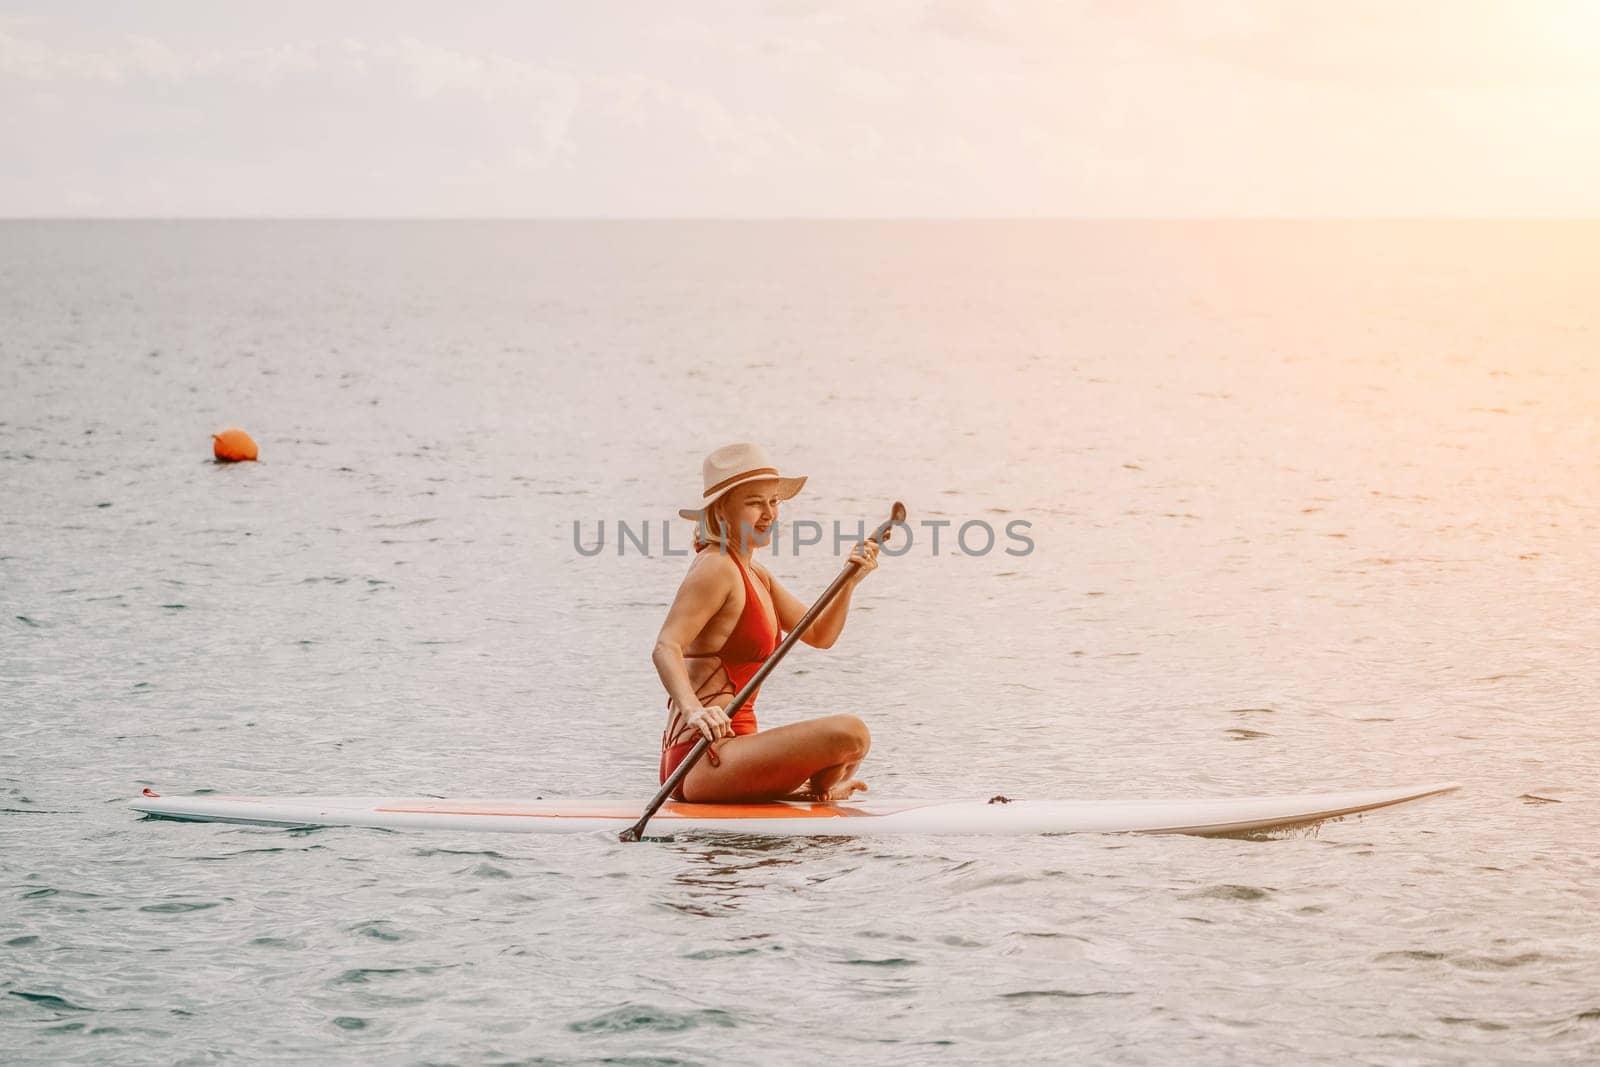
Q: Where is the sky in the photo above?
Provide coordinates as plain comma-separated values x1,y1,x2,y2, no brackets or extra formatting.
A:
3,0,1600,217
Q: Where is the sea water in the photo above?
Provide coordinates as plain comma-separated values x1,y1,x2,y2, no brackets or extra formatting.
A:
2,220,1597,1063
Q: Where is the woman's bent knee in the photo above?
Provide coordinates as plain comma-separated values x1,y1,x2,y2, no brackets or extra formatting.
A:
826,714,870,759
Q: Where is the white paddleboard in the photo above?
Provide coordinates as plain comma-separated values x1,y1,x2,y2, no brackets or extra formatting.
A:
132,782,1459,837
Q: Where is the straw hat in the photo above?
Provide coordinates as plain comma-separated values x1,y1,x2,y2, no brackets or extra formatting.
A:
678,442,807,521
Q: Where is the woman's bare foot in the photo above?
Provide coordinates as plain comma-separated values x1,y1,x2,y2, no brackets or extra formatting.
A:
822,778,867,801
790,778,868,802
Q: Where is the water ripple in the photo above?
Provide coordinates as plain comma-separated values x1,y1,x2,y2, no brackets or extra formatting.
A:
566,1005,738,1034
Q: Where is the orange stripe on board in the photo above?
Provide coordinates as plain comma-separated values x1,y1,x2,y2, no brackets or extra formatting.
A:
667,802,855,819
373,802,895,819
375,807,628,819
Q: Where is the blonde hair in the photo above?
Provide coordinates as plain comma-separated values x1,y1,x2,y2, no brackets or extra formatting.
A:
693,492,736,552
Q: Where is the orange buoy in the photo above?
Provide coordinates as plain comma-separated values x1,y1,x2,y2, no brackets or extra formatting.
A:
213,427,259,462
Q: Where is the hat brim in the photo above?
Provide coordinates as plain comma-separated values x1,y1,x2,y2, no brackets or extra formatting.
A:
679,474,806,521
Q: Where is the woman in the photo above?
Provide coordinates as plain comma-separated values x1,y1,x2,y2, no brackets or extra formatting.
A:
654,442,877,803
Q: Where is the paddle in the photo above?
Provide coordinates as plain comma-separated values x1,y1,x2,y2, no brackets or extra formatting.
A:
619,501,908,842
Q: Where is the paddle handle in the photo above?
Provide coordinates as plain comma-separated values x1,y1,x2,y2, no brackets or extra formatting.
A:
620,502,906,842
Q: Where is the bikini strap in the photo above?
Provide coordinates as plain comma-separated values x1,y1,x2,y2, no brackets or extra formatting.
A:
730,550,763,598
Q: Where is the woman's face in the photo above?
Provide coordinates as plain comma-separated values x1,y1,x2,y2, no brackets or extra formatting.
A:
718,479,781,548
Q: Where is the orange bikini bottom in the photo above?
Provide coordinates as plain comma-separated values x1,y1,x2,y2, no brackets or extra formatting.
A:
659,708,758,800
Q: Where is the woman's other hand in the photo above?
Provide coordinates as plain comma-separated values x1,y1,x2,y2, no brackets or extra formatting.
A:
848,538,881,578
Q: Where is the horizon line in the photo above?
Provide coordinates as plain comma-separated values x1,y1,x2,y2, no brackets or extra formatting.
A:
4,215,1600,223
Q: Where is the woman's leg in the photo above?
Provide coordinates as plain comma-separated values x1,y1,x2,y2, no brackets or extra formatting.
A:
800,755,866,802
680,714,870,803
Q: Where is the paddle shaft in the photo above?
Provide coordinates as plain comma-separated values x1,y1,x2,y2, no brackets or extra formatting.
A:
619,504,905,842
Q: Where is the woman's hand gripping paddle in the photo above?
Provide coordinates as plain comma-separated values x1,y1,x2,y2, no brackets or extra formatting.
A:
620,502,907,842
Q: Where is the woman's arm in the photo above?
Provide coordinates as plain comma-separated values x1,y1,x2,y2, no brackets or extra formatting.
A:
652,556,737,739
759,539,880,650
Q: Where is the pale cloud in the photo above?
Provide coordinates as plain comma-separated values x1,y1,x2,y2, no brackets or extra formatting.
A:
0,28,571,99
2,1,1599,216
0,26,122,80
0,26,309,83
371,37,567,102
1126,0,1600,88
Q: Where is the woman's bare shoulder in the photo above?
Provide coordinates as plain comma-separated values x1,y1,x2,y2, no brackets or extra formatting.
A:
663,552,739,631
681,548,740,589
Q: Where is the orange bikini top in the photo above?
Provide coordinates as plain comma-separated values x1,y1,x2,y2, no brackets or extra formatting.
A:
665,549,779,746
686,549,778,694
